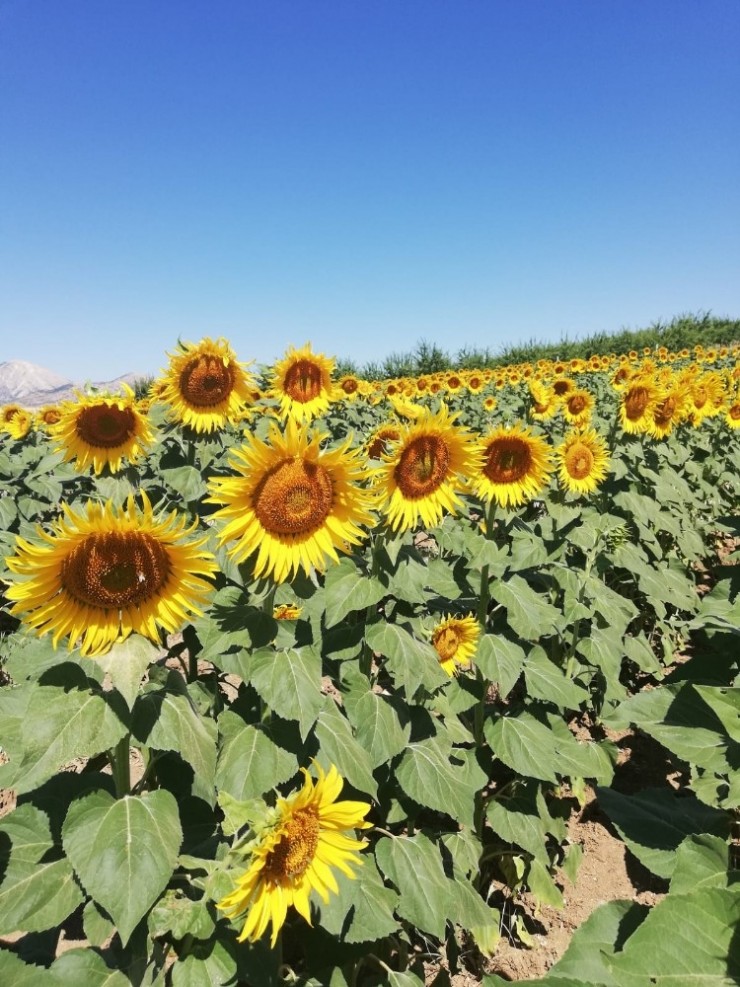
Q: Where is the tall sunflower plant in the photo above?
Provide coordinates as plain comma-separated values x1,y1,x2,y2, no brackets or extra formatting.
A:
0,340,738,984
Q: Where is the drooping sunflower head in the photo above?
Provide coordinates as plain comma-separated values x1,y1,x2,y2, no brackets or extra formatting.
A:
4,491,217,656
528,383,558,421
374,404,477,533
556,428,610,496
217,762,371,947
52,386,154,474
159,337,255,433
432,614,480,675
269,343,337,423
472,424,552,509
207,419,376,584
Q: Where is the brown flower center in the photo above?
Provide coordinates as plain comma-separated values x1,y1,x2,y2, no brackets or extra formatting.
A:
43,409,62,425
564,443,594,480
76,404,136,448
253,458,333,536
264,809,320,881
284,360,324,404
653,397,677,427
729,403,740,421
553,379,572,396
341,378,359,395
179,355,236,408
482,437,532,484
567,394,587,415
60,532,170,609
394,435,450,499
624,386,650,420
434,626,460,662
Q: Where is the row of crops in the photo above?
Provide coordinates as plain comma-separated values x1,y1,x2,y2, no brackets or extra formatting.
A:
0,338,739,986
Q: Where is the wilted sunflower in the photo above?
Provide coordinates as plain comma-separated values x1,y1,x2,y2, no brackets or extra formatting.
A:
556,429,610,496
375,405,477,533
4,492,217,657
432,614,480,675
207,419,375,583
159,337,255,433
270,343,337,423
52,386,153,474
217,762,371,947
472,424,552,509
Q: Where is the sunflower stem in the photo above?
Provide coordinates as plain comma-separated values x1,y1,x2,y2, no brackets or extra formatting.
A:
111,734,131,798
186,440,196,466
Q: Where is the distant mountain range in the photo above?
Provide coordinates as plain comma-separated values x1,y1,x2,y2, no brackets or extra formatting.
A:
0,360,147,408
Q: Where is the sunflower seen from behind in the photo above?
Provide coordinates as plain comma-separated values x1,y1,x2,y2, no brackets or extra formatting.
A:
217,762,371,947
52,386,153,474
207,418,375,584
374,404,477,533
555,428,610,496
159,337,255,433
472,424,552,509
4,492,217,657
270,343,337,423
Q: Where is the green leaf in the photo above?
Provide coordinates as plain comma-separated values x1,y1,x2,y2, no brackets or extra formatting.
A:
365,621,449,695
549,898,649,985
494,575,563,640
313,700,378,798
50,949,132,986
91,636,161,709
132,670,217,804
375,834,451,938
526,857,563,908
83,899,116,947
246,647,323,739
486,786,550,864
475,635,525,699
396,737,486,829
0,950,53,987
148,888,216,941
607,887,740,984
1,668,128,795
523,646,589,710
316,856,400,943
670,834,736,894
216,711,297,802
344,690,410,768
169,939,239,987
595,786,730,879
161,465,207,503
0,805,84,936
324,558,387,627
62,789,183,945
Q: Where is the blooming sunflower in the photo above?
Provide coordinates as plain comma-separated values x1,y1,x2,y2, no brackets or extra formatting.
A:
36,405,63,429
528,384,558,422
207,419,375,584
5,410,33,440
374,404,477,533
365,424,402,461
1,404,23,427
4,492,217,656
337,375,361,401
556,429,610,496
725,398,740,429
217,763,371,947
562,388,594,427
432,614,480,676
619,377,658,434
472,424,552,509
646,381,690,439
52,386,153,474
270,343,337,423
159,337,255,433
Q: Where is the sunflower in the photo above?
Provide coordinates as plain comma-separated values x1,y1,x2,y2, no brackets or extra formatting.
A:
337,375,361,401
552,377,573,398
432,614,480,676
207,419,375,584
466,372,485,394
619,377,658,434
217,763,371,947
646,381,691,439
270,343,337,423
562,388,594,427
4,492,217,657
5,410,33,440
1,404,23,427
273,603,303,620
36,405,63,429
483,395,497,413
556,429,610,496
365,424,402,461
725,398,740,429
52,386,154,474
472,424,552,509
528,383,558,422
374,404,477,533
159,337,255,433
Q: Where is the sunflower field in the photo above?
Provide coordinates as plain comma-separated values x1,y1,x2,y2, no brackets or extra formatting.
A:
0,338,739,986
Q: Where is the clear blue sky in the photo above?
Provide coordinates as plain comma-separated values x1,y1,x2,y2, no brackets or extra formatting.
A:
1,0,739,382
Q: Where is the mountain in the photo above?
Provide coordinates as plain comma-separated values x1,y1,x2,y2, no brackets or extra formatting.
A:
0,360,146,408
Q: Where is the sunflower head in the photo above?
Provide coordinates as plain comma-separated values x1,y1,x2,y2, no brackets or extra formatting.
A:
270,343,337,423
432,614,480,675
472,424,552,509
52,386,154,474
556,428,610,496
5,410,33,440
159,337,255,433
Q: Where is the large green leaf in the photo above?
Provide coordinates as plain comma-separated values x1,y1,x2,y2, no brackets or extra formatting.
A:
365,622,449,695
595,786,730,879
475,635,525,698
494,575,563,640
549,898,649,985
245,646,323,739
316,856,400,943
0,804,84,936
323,558,387,627
396,736,486,828
1,667,128,794
62,789,183,945
523,646,590,710
50,949,132,986
375,835,451,938
169,939,239,987
216,711,297,801
0,950,54,987
91,636,160,709
344,690,410,768
313,700,378,798
670,834,737,894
